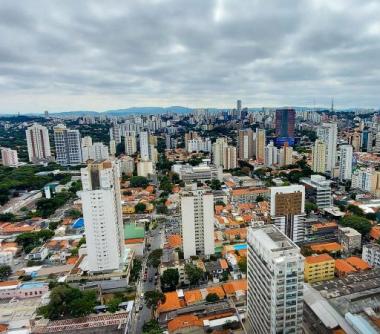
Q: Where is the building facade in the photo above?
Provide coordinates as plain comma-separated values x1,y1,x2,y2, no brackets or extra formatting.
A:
247,225,304,333
79,160,124,273
53,124,82,166
317,122,337,173
180,186,214,259
339,144,353,181
1,147,18,167
311,139,326,173
304,254,335,283
26,123,51,163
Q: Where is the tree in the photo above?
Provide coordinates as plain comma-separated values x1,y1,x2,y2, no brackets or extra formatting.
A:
159,176,173,193
130,259,142,282
210,179,222,190
106,296,123,313
305,201,318,214
185,263,204,285
0,265,12,280
206,293,220,303
0,213,16,222
65,209,82,219
142,320,163,334
215,200,225,206
144,291,165,315
256,195,264,202
148,249,163,268
135,202,147,213
161,268,179,291
347,204,364,216
37,284,97,320
238,257,247,274
340,215,371,235
16,230,55,253
130,176,149,188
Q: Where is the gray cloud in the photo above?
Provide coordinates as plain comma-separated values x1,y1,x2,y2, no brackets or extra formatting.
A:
0,0,379,113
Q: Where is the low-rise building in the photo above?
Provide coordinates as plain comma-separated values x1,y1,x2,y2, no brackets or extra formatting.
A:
304,253,335,283
0,281,49,299
26,246,49,261
338,227,361,255
230,187,268,204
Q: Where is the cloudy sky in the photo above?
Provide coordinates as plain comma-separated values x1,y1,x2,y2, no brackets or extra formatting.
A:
0,0,379,113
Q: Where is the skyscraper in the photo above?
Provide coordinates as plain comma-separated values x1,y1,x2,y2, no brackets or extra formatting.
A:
264,140,278,167
223,145,237,170
361,128,373,152
255,128,266,162
339,144,353,181
275,108,295,145
180,185,214,259
212,137,228,167
53,124,82,166
238,128,254,160
278,142,293,167
139,131,150,161
312,139,326,173
125,132,137,155
79,160,124,273
270,185,305,242
26,123,51,163
316,122,337,173
1,147,18,167
109,125,122,144
247,225,304,334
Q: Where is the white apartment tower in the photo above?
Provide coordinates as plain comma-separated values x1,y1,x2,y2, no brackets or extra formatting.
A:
180,186,214,259
339,144,353,181
312,139,326,173
317,122,337,173
80,160,124,273
247,225,304,334
265,141,278,167
223,145,237,170
139,131,150,161
82,142,110,162
53,124,82,166
212,137,228,168
270,185,306,243
26,123,52,163
125,132,137,155
1,147,18,167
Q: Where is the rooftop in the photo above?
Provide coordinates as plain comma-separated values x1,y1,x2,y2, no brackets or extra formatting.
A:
124,223,144,240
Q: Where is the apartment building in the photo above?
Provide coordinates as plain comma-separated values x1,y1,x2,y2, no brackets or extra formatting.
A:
304,253,335,283
247,225,304,333
53,124,82,166
26,123,51,163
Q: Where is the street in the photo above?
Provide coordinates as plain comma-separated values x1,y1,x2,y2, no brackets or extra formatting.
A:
130,226,164,334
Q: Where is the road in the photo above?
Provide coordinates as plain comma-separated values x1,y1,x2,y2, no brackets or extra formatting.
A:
130,226,164,334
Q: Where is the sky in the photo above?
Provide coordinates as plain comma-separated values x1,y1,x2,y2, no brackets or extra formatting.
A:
0,0,380,114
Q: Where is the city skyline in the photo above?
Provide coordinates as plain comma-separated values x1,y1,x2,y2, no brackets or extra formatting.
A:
0,0,380,113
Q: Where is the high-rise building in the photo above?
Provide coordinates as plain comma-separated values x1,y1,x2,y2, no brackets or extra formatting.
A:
82,142,109,162
53,124,82,166
180,185,214,259
264,140,278,167
317,122,337,173
187,137,212,153
109,125,121,144
238,129,254,160
139,131,150,161
223,145,237,170
26,123,52,163
1,147,18,167
275,108,295,145
237,99,242,111
311,139,326,173
79,160,124,273
118,156,135,175
137,160,154,177
270,185,305,242
339,144,353,181
255,128,266,162
212,138,228,168
351,167,380,195
300,175,332,209
247,225,304,333
278,143,293,167
374,132,380,153
125,132,137,155
81,136,93,147
109,140,116,156
361,129,373,152
350,131,361,152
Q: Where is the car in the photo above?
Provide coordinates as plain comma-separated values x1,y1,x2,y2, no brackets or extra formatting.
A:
139,305,143,310
149,277,153,283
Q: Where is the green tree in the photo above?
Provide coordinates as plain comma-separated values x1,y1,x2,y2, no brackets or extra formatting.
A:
106,296,123,313
130,259,142,282
147,249,163,268
238,257,247,274
340,215,371,235
0,213,16,222
161,268,179,291
206,293,220,303
65,209,82,219
256,195,264,202
210,179,222,190
185,263,204,285
305,201,318,214
347,204,364,216
215,200,225,206
144,291,165,315
159,176,173,193
37,284,97,320
142,320,163,334
135,202,147,213
0,265,12,280
16,230,55,253
130,176,149,188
